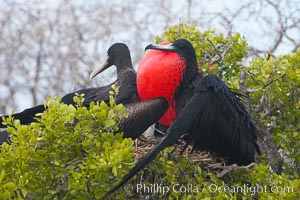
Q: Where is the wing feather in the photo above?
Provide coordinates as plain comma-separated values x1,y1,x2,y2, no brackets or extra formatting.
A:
183,74,259,164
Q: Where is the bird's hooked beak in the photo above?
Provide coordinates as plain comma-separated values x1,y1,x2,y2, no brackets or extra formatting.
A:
145,42,175,52
90,57,112,80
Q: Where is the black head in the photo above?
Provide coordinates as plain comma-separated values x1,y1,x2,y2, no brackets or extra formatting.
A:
90,43,133,79
145,39,196,61
106,43,131,66
145,39,198,80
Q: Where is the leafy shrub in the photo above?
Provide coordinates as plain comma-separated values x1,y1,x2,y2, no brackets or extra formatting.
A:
0,89,135,199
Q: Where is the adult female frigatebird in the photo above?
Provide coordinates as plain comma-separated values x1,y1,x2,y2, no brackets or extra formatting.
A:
102,39,259,198
0,43,137,129
0,43,167,143
62,43,139,106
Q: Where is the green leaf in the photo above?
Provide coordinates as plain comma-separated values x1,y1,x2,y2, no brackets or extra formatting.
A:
104,119,116,128
0,169,5,183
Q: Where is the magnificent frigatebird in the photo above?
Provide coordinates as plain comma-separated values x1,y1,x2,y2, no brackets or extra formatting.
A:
102,39,259,198
0,43,137,129
0,43,165,143
62,43,139,107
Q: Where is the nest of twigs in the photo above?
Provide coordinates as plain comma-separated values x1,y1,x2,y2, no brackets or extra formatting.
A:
133,135,242,178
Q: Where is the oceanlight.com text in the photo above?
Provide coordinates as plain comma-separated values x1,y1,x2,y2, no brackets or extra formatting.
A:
124,183,295,196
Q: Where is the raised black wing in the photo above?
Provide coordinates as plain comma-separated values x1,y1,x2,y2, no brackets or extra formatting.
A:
179,74,259,165
102,74,259,199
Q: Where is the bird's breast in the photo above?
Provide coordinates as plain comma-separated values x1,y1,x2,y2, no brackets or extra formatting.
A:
137,48,185,126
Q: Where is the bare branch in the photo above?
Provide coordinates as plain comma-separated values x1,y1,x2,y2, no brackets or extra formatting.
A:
207,38,233,65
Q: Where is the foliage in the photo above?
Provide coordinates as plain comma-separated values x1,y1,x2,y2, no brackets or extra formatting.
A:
246,51,300,177
0,88,135,199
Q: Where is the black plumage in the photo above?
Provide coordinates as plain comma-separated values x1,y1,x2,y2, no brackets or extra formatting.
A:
0,130,9,144
119,97,168,139
102,39,259,198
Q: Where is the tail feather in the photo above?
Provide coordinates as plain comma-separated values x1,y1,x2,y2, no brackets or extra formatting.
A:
101,126,183,199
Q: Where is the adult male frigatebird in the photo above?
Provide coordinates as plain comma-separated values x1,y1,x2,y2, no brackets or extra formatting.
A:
102,39,259,198
0,43,167,143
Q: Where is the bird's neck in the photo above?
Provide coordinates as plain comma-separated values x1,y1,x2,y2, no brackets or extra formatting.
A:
116,58,134,76
119,65,135,73
183,58,199,84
